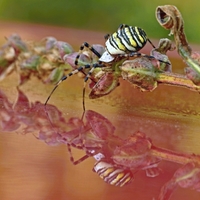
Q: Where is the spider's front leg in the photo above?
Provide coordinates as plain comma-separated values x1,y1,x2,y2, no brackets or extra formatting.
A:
44,63,94,107
74,42,102,66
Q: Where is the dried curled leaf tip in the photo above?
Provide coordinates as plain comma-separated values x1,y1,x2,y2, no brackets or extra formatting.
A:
156,5,181,36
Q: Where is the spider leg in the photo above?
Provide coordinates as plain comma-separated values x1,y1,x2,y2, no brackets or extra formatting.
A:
65,126,90,165
66,138,101,165
73,42,103,85
67,143,90,165
44,64,93,107
104,34,110,40
147,38,156,49
118,24,129,30
74,42,102,66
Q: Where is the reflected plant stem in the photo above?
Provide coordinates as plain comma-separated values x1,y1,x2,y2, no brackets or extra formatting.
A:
157,72,200,92
151,145,200,166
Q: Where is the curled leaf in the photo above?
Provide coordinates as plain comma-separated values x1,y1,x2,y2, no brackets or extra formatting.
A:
85,110,116,139
156,5,200,85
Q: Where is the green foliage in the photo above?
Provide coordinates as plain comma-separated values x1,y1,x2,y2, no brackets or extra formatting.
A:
0,0,200,43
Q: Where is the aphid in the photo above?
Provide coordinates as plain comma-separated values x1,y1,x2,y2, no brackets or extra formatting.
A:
44,24,169,110
93,160,134,187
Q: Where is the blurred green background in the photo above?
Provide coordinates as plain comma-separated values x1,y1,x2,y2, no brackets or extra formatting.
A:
0,0,200,43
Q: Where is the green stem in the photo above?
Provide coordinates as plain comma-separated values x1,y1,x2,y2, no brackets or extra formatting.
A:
157,72,200,92
179,47,200,75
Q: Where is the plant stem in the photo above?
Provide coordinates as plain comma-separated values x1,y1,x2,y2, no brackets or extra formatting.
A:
151,145,200,165
157,72,200,92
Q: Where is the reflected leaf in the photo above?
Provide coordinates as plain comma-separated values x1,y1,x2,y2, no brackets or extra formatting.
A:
85,110,116,139
0,90,20,131
1,87,200,199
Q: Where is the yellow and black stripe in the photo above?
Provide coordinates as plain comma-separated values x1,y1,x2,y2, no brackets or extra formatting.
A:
105,24,150,55
93,161,134,187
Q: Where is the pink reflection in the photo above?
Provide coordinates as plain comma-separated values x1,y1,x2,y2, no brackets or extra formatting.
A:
1,89,200,200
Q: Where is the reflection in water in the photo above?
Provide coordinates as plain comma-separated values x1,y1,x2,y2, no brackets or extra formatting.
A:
1,89,200,200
